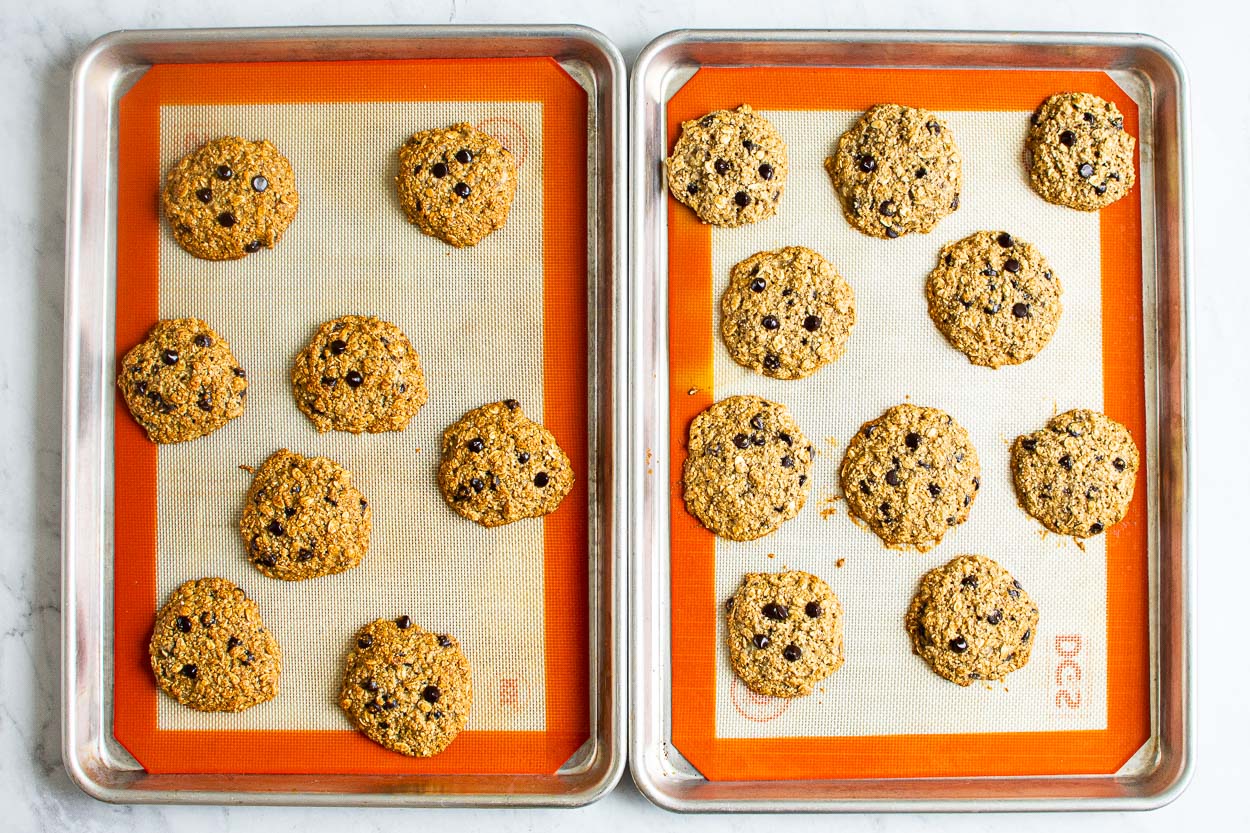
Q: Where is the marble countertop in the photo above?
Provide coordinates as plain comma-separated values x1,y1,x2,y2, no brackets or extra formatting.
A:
5,0,1244,829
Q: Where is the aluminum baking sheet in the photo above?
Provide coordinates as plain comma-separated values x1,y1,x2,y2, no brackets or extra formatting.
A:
63,25,625,807
629,29,1192,812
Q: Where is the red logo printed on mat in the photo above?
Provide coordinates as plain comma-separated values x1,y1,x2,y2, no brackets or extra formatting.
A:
1053,634,1084,710
499,675,530,710
730,676,791,723
476,117,529,168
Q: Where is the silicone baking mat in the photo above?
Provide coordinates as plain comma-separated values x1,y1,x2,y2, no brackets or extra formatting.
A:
112,58,590,775
666,68,1152,781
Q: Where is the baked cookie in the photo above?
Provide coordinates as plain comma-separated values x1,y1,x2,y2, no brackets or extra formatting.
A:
291,315,428,434
825,104,962,239
721,246,856,380
840,404,980,550
926,231,1064,368
240,449,372,581
905,554,1039,686
1026,92,1136,211
726,571,845,698
396,123,518,247
162,136,299,261
149,577,281,712
339,617,473,757
437,400,574,527
1011,408,1140,538
665,105,789,227
116,318,247,444
683,395,813,541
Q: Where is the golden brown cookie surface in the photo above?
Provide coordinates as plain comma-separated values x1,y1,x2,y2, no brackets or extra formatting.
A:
437,400,574,527
840,404,980,550
162,136,299,261
117,317,247,444
1010,408,1139,538
240,449,372,581
905,554,1039,686
1026,92,1136,211
726,571,845,698
291,315,428,434
720,246,856,380
825,104,962,239
926,231,1064,368
149,577,281,712
396,123,518,247
665,105,789,227
339,617,472,757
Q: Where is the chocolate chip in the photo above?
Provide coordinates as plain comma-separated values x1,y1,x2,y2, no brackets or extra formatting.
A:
802,315,821,332
432,162,448,178
751,433,766,447
503,398,520,410
928,483,941,497
778,432,792,446
946,516,957,525
763,354,780,370
297,548,313,562
714,158,729,175
905,432,920,450
749,414,764,431
453,182,471,198
227,636,241,650
1004,258,1021,273
345,370,363,388
534,472,550,487
1012,303,1030,318
798,474,807,485
233,367,246,378
742,139,756,151
763,603,788,621
470,477,485,492
1022,629,1032,642
1059,130,1076,147
758,163,774,180
1078,162,1095,178
915,167,927,178
1112,117,1124,129
216,165,233,180
422,685,442,703
686,182,699,195
196,394,212,412
949,636,968,653
858,155,877,173
266,519,284,536
805,601,822,618
1083,112,1096,123
926,121,942,134
879,501,892,517
987,610,1002,625
749,278,766,293
198,611,215,627
858,479,870,495
217,211,236,228
357,634,374,649
283,506,296,518
250,175,268,193
783,644,802,662
361,677,379,692
950,195,960,210
327,339,348,356
1008,587,1020,599
195,187,212,203
961,575,978,588
436,634,454,648
1090,521,1105,534
517,451,530,464
885,227,900,239
181,663,198,679
885,469,901,486
1059,455,1073,470
982,267,999,277
243,239,264,254
780,455,794,468
1093,183,1108,195
175,615,192,633
997,232,1014,248
761,315,779,330
724,596,735,612
321,376,337,388
161,348,179,366
879,200,897,217
455,149,473,164
1021,437,1037,452
1113,457,1127,471
732,433,750,450
734,191,750,207
396,615,412,629
752,633,770,649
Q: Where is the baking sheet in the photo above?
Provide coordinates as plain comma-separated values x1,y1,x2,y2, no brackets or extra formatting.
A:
705,108,1125,739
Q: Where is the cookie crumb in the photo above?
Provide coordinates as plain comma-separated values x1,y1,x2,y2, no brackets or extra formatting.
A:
836,558,846,568
687,387,699,395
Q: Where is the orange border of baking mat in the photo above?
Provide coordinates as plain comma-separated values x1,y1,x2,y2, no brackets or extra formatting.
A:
667,67,1149,781
113,57,590,776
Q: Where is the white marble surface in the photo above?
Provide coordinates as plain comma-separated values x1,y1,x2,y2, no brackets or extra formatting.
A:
3,0,1245,829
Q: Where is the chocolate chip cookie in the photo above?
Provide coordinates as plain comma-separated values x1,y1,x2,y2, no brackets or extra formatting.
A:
162,137,299,261
683,395,813,541
149,577,281,712
117,318,248,444
240,449,372,581
339,617,473,757
437,400,574,527
905,554,1039,686
840,404,980,550
396,122,518,248
721,246,856,380
825,104,962,239
726,570,845,698
665,105,789,227
291,315,428,434
1011,408,1140,538
1026,92,1136,211
926,231,1064,368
